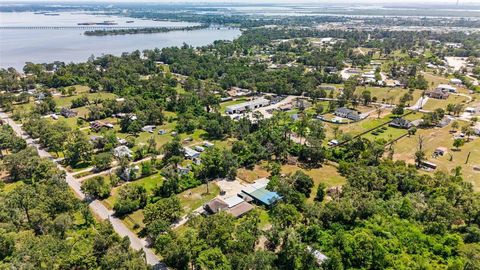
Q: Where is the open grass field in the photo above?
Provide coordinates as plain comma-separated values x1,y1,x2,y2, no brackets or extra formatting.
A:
236,165,270,183
323,111,424,143
46,115,88,129
177,183,220,213
54,92,117,108
362,126,408,142
422,94,470,111
392,123,480,191
13,87,117,117
355,87,423,106
323,113,391,140
281,164,346,201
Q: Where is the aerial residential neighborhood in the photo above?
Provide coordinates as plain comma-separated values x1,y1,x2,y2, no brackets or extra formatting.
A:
0,1,480,269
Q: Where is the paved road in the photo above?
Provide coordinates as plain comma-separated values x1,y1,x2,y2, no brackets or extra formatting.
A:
0,110,164,268
408,96,429,111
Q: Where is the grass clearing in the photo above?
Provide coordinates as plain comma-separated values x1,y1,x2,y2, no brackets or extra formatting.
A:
355,87,423,106
281,164,346,201
237,165,270,183
363,126,408,142
177,183,220,213
422,95,469,111
392,123,480,191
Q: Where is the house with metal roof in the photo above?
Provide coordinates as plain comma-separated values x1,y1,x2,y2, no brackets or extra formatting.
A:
141,125,155,133
437,84,457,93
203,141,214,148
241,185,282,207
184,147,200,159
225,98,270,114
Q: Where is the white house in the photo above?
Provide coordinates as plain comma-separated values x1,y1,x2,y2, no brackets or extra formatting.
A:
437,84,457,93
184,147,200,159
141,125,155,133
114,145,132,159
465,107,476,114
450,78,462,85
203,141,214,148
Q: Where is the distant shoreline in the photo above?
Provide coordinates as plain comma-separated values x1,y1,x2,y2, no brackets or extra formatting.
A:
83,24,210,36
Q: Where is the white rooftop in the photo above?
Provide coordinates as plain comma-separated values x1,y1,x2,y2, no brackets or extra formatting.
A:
226,98,270,111
437,84,456,89
222,196,244,208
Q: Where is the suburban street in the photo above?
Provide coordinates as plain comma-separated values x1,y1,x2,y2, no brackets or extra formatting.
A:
0,109,164,269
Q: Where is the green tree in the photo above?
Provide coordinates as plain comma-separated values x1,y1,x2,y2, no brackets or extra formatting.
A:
64,130,93,167
453,138,465,150
196,248,231,270
92,152,113,171
291,171,314,198
315,182,327,202
81,176,111,199
143,196,183,239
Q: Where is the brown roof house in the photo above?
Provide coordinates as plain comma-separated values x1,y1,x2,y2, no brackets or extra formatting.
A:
427,88,449,99
204,198,229,214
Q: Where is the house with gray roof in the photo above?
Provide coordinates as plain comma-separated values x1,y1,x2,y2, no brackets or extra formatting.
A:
389,118,413,129
334,107,361,121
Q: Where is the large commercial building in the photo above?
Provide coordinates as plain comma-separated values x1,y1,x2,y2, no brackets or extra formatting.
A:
225,98,270,114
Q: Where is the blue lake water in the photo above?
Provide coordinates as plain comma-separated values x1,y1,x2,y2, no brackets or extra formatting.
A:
0,12,241,70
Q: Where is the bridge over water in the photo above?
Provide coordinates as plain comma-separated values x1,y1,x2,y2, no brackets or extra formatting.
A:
0,26,219,31
0,26,166,30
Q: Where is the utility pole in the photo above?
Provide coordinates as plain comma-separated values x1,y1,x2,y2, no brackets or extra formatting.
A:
465,152,471,164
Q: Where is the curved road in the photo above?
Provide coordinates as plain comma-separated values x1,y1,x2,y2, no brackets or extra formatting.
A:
0,110,164,269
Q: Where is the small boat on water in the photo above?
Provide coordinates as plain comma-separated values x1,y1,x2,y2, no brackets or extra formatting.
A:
126,20,134,23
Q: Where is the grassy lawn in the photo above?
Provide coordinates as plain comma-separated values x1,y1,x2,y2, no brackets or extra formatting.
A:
122,209,145,234
422,95,469,111
392,124,480,191
177,183,220,213
102,173,164,209
324,113,393,140
220,98,249,113
423,72,450,86
116,121,208,152
237,165,270,183
362,126,408,142
281,164,346,201
53,92,117,108
355,87,422,106
46,115,88,129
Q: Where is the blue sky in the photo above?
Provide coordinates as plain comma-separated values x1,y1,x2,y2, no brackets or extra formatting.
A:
0,0,476,3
